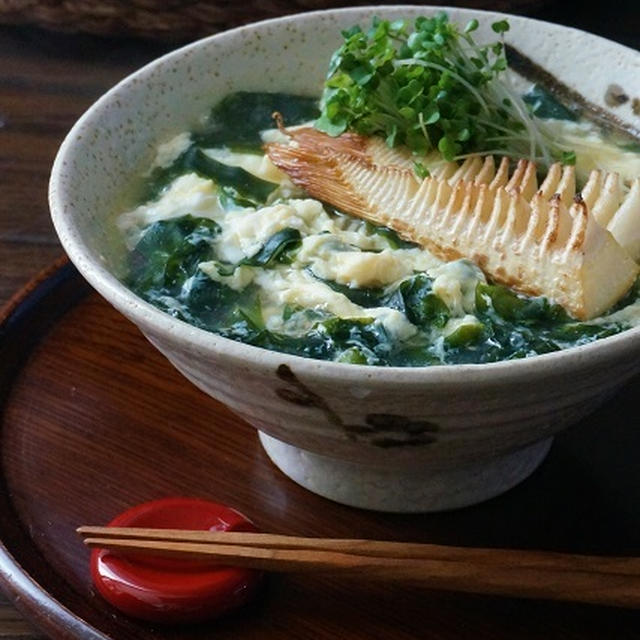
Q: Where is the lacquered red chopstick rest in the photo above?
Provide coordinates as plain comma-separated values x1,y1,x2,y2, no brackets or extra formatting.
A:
90,497,262,623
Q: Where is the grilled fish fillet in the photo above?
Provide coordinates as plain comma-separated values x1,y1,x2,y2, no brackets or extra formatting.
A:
267,128,639,320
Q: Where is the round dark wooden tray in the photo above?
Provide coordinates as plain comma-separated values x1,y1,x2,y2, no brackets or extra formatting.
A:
1,260,639,639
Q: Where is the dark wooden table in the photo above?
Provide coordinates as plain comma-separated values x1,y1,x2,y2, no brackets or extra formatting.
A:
1,4,639,638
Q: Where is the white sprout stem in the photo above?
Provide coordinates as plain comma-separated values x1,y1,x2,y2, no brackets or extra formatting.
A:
417,111,432,149
454,38,485,74
484,136,532,145
453,35,534,145
545,140,576,151
487,80,539,161
455,40,546,160
394,58,491,114
496,63,554,166
535,119,571,150
474,115,529,137
497,49,539,160
459,29,554,166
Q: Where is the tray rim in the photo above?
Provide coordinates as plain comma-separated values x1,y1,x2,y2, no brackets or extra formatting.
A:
0,257,111,640
1,259,640,639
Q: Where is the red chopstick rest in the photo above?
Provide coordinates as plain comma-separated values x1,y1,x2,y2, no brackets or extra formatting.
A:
90,497,263,623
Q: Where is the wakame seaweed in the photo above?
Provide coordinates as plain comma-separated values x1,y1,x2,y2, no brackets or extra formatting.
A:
127,214,628,366
195,92,320,150
143,147,276,204
217,228,303,275
128,215,221,293
397,275,450,329
522,84,578,121
142,92,319,202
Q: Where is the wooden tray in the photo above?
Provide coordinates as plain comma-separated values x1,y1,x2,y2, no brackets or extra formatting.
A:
1,260,639,639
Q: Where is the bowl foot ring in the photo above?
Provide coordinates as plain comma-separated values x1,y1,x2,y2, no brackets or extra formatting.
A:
258,432,553,513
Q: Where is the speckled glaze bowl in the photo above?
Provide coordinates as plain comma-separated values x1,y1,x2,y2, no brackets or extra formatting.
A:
49,6,640,512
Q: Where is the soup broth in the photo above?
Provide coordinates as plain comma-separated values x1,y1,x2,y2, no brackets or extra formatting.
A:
118,92,640,366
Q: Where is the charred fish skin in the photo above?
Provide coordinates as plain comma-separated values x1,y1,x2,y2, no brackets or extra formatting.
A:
267,128,639,320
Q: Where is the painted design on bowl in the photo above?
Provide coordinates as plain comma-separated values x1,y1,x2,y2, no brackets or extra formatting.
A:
275,364,439,448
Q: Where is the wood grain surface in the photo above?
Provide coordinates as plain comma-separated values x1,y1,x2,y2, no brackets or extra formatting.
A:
1,4,639,638
1,263,640,640
0,0,557,42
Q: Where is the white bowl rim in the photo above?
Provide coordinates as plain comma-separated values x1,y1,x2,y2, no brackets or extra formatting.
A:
49,4,640,385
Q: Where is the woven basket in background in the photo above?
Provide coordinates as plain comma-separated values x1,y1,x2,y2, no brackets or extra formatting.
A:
0,0,554,42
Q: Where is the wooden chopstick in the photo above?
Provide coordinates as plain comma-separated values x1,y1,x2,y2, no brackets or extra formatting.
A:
77,526,640,609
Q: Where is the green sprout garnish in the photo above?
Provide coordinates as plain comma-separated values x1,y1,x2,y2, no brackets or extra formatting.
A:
316,13,558,165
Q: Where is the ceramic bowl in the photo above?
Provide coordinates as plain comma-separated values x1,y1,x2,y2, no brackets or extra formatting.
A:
49,5,640,512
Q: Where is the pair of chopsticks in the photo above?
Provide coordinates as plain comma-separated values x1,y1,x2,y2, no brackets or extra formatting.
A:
77,526,640,609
